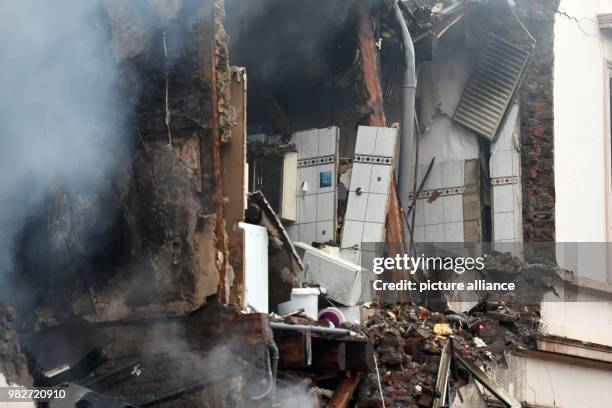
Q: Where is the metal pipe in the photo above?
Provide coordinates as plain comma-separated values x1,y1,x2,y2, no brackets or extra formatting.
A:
249,344,278,401
270,322,351,336
392,0,417,246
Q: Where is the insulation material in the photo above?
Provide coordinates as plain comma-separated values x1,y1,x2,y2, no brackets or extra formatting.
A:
287,127,339,244
453,34,530,141
340,126,397,266
490,103,522,253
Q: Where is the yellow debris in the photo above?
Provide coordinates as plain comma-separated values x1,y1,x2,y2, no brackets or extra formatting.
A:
433,323,453,337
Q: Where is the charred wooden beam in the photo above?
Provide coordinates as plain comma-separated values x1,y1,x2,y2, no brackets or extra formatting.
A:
186,305,274,348
225,67,248,307
312,338,346,372
276,330,312,370
356,2,408,302
37,347,109,387
197,0,228,304
326,375,361,408
356,3,385,127
345,341,374,372
386,181,410,303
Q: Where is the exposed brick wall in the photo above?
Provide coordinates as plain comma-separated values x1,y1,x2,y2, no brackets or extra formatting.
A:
515,0,560,243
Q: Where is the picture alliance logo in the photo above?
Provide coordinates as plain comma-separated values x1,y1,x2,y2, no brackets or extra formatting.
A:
372,254,486,275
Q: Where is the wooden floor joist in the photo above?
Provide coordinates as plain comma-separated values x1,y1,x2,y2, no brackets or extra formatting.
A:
326,375,361,408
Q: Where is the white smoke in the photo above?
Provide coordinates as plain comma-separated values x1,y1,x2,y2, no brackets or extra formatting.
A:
0,1,129,298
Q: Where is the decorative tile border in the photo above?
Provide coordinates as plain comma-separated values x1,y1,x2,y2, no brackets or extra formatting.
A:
491,176,518,186
409,186,466,200
298,155,335,168
354,154,393,165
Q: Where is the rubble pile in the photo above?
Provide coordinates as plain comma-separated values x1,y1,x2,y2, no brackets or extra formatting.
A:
357,298,541,407
0,304,32,387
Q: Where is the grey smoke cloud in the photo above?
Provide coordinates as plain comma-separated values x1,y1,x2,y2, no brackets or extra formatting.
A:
0,1,128,299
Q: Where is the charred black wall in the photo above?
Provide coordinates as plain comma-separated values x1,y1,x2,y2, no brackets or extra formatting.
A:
13,0,234,326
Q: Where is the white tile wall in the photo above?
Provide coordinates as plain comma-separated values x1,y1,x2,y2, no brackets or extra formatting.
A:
444,222,464,242
411,159,466,246
298,166,317,196
300,222,316,244
490,114,522,246
345,191,369,221
291,127,339,243
317,221,334,242
363,222,385,242
342,220,365,248
369,164,392,194
354,126,378,154
340,126,397,265
413,225,425,242
492,184,514,213
298,194,317,223
316,192,335,221
423,162,443,190
490,150,513,178
365,194,388,223
493,211,515,241
423,198,444,225
425,224,445,242
442,161,463,187
413,199,425,227
374,128,397,156
443,195,463,223
350,163,372,192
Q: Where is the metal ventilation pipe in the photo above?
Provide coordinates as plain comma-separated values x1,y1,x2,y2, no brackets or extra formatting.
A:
393,1,417,244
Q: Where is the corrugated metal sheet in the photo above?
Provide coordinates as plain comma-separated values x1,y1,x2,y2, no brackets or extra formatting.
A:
453,34,530,141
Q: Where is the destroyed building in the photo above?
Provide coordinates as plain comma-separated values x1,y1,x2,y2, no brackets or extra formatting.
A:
0,0,611,407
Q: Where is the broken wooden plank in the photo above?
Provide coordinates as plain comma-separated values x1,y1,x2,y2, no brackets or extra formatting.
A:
327,375,361,408
312,338,346,372
356,2,385,127
275,330,312,370
225,67,248,307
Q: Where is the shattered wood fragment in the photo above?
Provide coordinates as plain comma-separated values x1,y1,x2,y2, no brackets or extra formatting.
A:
356,3,386,127
327,375,361,408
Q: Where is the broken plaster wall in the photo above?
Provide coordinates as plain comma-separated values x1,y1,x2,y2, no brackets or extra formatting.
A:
411,47,482,245
24,0,236,325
